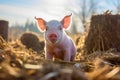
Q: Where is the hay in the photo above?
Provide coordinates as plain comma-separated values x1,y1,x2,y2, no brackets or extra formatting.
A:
20,32,44,53
85,14,120,54
1,34,120,80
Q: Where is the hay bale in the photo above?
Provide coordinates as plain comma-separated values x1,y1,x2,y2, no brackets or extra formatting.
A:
20,32,44,53
85,15,120,54
0,20,8,41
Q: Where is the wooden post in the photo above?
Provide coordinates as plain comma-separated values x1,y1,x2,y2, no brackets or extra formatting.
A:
0,20,9,41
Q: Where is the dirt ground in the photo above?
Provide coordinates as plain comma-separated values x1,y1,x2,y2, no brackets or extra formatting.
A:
0,30,120,80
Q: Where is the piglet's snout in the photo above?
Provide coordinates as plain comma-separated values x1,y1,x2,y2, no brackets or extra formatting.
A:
48,34,58,43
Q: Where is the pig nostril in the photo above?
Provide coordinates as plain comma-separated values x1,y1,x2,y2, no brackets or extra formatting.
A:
54,35,57,37
49,34,57,38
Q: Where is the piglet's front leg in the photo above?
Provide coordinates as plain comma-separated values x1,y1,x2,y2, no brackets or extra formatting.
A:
63,48,71,62
45,52,53,60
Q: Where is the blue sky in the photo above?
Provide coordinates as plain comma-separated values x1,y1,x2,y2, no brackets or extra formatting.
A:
0,0,117,26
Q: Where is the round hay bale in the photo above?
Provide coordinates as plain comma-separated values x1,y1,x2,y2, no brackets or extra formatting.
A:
20,32,44,53
85,15,120,54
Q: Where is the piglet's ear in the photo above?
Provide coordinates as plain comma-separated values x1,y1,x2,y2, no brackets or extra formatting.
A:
35,17,46,31
61,14,72,29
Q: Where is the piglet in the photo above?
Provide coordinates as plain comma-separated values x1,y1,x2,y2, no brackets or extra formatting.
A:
35,14,76,61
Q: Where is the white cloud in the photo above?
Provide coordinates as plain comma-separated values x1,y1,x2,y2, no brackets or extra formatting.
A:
0,0,73,26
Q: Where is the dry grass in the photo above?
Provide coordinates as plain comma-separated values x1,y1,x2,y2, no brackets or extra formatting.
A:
0,30,120,80
1,14,120,79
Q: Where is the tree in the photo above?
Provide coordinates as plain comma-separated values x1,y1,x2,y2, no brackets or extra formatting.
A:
110,0,120,13
69,0,98,30
24,19,42,34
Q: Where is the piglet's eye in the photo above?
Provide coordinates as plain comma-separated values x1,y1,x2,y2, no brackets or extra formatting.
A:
46,26,48,31
46,27,48,31
60,27,62,30
59,26,62,30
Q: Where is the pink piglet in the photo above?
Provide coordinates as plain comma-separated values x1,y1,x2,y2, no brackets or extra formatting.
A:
35,14,76,62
